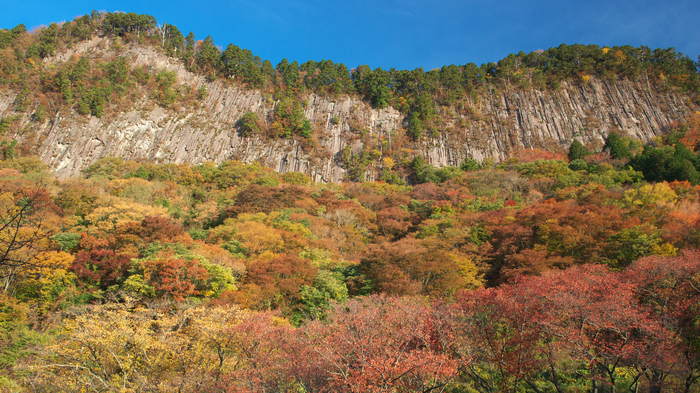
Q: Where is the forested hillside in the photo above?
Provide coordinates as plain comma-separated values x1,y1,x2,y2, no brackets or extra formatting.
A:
0,11,700,393
0,11,698,181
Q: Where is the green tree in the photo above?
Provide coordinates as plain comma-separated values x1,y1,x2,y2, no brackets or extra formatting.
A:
38,23,59,58
185,31,195,55
273,98,311,138
407,112,424,141
413,93,436,121
604,131,631,160
0,24,26,50
261,59,275,81
155,70,177,107
238,112,261,137
221,44,249,78
568,139,589,161
439,64,464,104
354,65,391,109
160,23,184,55
276,58,300,88
296,270,349,321
631,143,700,184
102,12,156,39
196,36,220,75
460,157,480,171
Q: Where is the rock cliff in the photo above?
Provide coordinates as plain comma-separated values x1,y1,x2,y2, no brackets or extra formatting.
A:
0,37,696,181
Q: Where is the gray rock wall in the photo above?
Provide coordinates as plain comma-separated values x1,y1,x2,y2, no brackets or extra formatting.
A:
0,37,696,181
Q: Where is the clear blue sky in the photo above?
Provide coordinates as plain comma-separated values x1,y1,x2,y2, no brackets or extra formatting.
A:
2,0,699,71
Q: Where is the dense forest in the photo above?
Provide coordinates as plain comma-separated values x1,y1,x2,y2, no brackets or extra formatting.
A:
0,10,700,393
0,120,699,391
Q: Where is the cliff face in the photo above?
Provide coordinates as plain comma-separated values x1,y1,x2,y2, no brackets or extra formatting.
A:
0,37,696,181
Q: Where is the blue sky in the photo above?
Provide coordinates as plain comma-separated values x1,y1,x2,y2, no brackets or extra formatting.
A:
2,0,699,71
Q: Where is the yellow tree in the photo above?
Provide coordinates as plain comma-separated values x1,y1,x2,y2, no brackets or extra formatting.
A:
82,196,168,235
32,303,245,391
0,182,59,291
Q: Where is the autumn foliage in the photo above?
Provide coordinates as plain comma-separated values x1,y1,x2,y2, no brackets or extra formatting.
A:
2,127,700,390
25,255,700,392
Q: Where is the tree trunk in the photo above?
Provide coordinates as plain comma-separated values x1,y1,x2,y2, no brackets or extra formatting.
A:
649,369,662,393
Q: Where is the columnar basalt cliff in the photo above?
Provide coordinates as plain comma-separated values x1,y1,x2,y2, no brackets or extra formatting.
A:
0,38,696,181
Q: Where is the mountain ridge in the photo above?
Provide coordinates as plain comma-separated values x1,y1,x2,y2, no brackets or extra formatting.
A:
0,14,698,181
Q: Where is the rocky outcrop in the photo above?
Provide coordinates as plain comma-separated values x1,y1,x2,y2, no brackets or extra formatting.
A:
0,38,696,181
